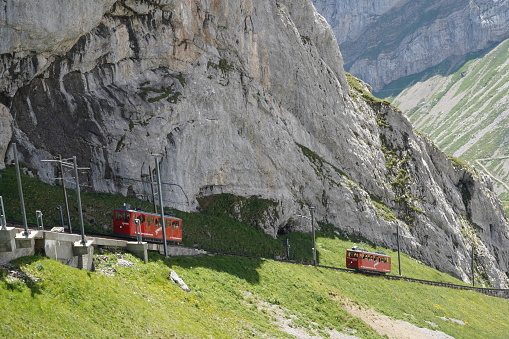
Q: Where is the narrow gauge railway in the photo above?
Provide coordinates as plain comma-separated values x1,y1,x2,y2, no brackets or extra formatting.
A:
5,219,509,299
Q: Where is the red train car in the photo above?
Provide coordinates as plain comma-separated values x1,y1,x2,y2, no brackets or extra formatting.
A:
346,247,391,273
113,205,182,242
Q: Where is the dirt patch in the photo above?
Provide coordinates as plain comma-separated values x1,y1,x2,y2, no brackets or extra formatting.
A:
241,291,360,338
342,300,454,339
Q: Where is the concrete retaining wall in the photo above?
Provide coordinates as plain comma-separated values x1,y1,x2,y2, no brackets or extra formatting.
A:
0,227,206,271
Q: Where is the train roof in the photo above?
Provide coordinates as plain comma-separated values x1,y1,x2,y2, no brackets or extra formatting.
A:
114,206,182,221
347,246,390,257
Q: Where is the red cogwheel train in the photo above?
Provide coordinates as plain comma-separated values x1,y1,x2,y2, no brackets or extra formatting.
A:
113,204,182,242
346,246,391,273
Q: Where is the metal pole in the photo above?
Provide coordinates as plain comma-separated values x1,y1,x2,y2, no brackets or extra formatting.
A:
0,196,6,230
13,144,29,236
36,210,43,230
56,205,64,228
149,166,158,214
285,238,290,261
73,156,86,245
397,225,402,276
310,206,317,266
134,218,141,244
472,247,475,287
153,154,168,257
59,155,72,233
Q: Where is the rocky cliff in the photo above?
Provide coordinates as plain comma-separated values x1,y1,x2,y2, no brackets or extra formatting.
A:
1,0,508,287
313,0,509,92
393,37,509,204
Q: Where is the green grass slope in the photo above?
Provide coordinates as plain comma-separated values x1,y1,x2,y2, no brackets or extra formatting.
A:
1,249,508,339
391,38,509,213
1,165,509,338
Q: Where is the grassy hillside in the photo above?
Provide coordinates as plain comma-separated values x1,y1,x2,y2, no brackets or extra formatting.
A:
391,38,509,213
2,165,509,338
1,248,508,338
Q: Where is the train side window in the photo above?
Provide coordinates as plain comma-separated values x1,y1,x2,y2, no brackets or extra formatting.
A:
146,216,154,227
172,220,179,230
155,218,161,227
124,213,130,222
115,211,122,221
138,214,145,223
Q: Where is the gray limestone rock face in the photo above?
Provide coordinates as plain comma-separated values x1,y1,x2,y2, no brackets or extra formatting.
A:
0,104,12,169
0,0,116,54
1,0,508,287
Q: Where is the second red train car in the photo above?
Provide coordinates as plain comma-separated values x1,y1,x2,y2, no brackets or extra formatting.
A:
346,246,391,273
113,205,182,242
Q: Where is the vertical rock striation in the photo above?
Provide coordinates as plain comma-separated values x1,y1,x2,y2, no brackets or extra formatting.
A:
1,0,508,287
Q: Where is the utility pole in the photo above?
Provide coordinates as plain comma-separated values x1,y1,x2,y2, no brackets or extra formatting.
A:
153,154,168,257
58,155,72,233
284,238,290,261
149,166,158,214
396,225,402,276
13,144,29,237
472,246,475,287
36,210,44,230
297,206,317,266
134,218,142,244
41,156,89,243
310,206,317,267
72,156,87,246
0,196,6,230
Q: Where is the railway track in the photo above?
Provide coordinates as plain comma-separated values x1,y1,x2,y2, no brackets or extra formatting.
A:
5,219,509,299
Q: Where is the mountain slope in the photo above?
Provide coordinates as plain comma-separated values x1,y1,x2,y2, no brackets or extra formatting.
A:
393,37,509,209
1,0,509,287
313,0,509,92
